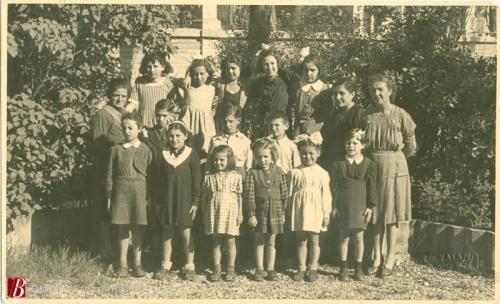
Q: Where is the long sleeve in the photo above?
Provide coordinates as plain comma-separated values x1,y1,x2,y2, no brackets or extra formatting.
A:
145,147,153,200
366,160,377,209
401,109,417,158
329,163,339,210
105,146,117,199
279,172,289,211
243,171,256,218
190,151,202,207
320,170,332,217
200,175,210,216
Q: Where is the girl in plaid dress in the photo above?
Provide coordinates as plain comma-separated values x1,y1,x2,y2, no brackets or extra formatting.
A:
201,145,243,282
244,138,288,281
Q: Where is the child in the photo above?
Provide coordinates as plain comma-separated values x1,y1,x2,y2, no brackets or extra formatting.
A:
289,54,329,138
139,98,182,259
289,132,331,282
215,55,248,110
319,78,365,167
209,102,252,177
201,145,243,282
267,111,301,173
126,52,176,128
152,121,201,281
140,98,182,157
330,129,376,281
241,48,289,140
180,59,217,158
90,77,129,264
105,112,153,278
244,138,288,281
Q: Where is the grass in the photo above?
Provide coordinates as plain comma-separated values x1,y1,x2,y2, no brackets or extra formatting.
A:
7,243,112,288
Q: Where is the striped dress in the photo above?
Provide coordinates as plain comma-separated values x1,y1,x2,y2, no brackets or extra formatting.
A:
130,76,174,128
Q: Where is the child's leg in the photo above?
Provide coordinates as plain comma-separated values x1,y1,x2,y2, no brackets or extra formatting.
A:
211,234,223,267
160,225,174,270
265,233,277,271
254,232,265,270
227,236,236,268
339,228,350,262
307,233,320,271
182,227,195,269
116,225,130,268
296,231,307,271
131,225,145,267
354,229,364,263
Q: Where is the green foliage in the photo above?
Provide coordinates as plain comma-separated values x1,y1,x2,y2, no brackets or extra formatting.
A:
7,4,181,230
215,6,495,230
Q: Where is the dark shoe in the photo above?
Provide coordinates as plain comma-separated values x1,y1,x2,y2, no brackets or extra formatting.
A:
306,270,319,282
293,270,306,282
152,268,169,280
354,268,364,281
253,269,265,281
184,269,196,281
115,266,129,278
209,270,222,282
132,265,146,278
266,270,278,281
225,266,236,282
338,267,350,282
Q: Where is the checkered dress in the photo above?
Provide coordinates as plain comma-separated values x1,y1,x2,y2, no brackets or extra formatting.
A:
202,171,242,236
244,165,288,234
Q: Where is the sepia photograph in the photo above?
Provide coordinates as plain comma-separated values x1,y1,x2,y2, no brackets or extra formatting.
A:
2,1,496,301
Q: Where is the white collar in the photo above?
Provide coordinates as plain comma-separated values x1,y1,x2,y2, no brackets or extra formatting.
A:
162,146,192,168
300,79,325,92
123,139,141,149
267,135,288,144
346,155,364,165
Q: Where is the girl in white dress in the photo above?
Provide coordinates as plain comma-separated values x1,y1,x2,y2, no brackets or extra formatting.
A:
288,132,331,282
181,59,217,159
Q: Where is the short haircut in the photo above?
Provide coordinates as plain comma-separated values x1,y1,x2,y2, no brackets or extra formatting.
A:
368,73,395,92
332,77,357,93
155,98,181,114
216,102,242,120
139,52,173,75
106,77,131,99
187,59,214,84
301,53,322,78
256,49,282,75
344,128,368,145
252,137,279,164
121,111,141,128
209,145,236,172
268,111,289,126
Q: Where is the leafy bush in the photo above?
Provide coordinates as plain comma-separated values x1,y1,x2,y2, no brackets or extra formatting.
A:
6,4,183,230
214,6,495,230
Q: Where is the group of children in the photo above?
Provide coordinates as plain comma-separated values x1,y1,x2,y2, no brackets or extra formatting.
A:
90,48,379,283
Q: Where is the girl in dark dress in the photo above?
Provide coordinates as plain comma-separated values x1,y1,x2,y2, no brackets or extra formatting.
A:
106,112,153,278
153,121,201,281
330,129,376,281
241,49,289,140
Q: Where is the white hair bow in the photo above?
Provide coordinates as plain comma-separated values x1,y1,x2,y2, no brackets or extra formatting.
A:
294,131,323,145
298,46,310,63
255,43,271,57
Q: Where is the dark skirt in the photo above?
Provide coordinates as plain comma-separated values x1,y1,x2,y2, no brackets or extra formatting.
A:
255,198,284,234
111,177,147,225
